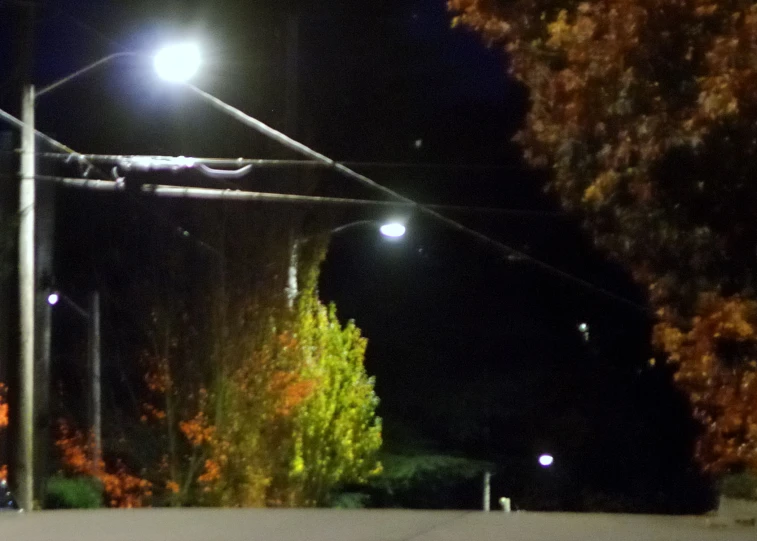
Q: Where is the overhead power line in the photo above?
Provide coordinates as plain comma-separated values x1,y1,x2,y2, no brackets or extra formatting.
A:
38,173,643,312
34,175,564,218
25,151,562,217
33,151,527,174
4,151,555,215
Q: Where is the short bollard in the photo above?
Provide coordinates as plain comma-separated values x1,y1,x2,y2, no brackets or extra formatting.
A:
499,497,511,512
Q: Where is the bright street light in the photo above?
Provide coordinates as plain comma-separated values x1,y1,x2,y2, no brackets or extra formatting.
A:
379,222,406,238
46,292,60,306
538,454,554,467
153,43,202,83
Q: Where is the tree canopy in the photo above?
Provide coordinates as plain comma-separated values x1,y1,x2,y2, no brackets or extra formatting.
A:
449,0,757,474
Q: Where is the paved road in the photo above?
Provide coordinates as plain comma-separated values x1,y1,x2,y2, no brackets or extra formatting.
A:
1,508,755,541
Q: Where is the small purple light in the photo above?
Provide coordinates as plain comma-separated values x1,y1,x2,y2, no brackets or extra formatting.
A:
47,292,60,306
538,454,554,467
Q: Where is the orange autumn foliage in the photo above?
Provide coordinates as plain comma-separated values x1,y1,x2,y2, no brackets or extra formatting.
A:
268,371,315,417
197,459,221,485
0,383,7,429
55,421,152,508
655,295,757,473
165,480,180,494
140,349,214,502
179,411,215,448
0,383,7,481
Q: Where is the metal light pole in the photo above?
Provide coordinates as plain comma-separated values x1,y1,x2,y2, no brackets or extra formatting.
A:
35,284,52,503
87,292,101,472
46,290,101,471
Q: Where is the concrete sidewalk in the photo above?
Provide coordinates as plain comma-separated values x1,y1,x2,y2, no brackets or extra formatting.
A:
0,508,755,541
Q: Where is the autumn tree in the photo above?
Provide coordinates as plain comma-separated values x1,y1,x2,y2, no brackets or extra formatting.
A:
180,238,382,507
284,281,382,506
449,0,757,474
102,202,381,507
198,288,382,507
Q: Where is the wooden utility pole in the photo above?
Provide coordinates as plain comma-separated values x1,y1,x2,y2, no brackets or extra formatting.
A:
16,0,36,511
34,156,55,501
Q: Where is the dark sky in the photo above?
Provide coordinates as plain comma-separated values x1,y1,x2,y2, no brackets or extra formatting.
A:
0,0,710,511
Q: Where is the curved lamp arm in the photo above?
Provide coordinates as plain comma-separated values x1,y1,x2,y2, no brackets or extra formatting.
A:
36,52,139,99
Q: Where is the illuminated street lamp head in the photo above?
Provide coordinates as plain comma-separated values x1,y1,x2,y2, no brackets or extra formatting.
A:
379,222,406,239
538,454,554,467
154,43,201,83
47,292,60,306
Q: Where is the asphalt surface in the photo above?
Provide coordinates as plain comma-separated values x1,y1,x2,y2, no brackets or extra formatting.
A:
1,509,755,541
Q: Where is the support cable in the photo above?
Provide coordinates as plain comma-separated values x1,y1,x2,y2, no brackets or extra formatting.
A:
35,174,564,218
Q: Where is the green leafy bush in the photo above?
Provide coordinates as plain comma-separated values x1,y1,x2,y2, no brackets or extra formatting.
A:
45,476,103,509
330,492,371,509
720,473,757,501
367,453,491,509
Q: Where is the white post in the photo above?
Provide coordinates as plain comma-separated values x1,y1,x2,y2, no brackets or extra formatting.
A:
483,471,491,512
18,83,35,511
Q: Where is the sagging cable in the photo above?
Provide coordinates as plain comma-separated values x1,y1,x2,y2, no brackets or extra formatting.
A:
197,163,253,179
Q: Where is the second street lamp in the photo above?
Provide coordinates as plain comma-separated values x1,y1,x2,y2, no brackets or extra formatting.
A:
287,219,407,307
45,290,102,475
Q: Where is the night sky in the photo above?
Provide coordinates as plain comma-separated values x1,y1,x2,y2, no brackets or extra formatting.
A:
1,0,711,511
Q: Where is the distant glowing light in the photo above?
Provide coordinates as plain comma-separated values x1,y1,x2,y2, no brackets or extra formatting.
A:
578,322,590,342
154,43,201,83
380,223,406,238
47,292,60,306
538,454,554,467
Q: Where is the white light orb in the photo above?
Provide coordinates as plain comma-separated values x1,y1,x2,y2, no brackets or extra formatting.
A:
380,223,406,238
47,292,60,306
538,454,554,467
154,43,201,83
